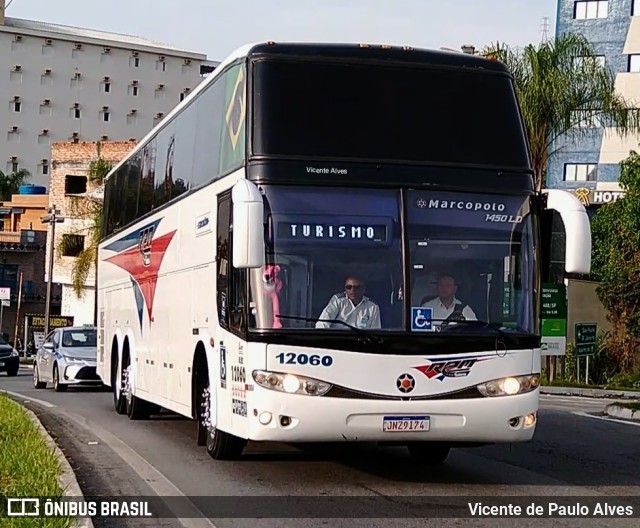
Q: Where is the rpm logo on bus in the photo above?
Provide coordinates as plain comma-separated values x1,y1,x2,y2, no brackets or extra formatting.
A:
413,354,495,382
138,225,156,267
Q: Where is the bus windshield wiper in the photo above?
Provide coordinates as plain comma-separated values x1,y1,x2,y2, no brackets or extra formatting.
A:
276,315,384,345
437,319,523,345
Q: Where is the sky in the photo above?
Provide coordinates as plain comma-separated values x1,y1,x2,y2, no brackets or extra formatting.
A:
5,0,559,61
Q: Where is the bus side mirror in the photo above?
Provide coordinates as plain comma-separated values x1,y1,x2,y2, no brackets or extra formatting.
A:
542,189,591,274
231,179,265,269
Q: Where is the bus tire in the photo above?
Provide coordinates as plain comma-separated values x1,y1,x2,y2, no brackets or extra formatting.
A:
113,353,127,415
126,393,152,420
124,358,151,420
198,375,246,460
406,442,451,465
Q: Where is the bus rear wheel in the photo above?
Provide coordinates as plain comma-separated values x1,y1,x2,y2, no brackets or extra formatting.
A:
113,354,127,415
198,381,246,460
406,442,451,465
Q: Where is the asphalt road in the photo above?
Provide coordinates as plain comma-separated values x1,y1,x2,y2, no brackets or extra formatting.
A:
2,367,640,528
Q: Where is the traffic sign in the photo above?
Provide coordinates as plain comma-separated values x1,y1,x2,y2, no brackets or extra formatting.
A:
541,283,567,355
0,287,9,301
575,323,597,356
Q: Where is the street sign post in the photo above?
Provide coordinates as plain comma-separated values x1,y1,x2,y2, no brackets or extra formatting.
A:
575,322,597,383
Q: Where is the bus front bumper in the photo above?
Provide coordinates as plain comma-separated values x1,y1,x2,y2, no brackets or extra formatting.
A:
244,389,538,444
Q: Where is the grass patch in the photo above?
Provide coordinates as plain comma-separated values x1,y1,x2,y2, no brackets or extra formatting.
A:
541,377,640,392
0,394,72,527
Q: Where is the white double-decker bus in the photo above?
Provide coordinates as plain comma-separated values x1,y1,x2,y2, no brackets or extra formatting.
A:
97,42,591,463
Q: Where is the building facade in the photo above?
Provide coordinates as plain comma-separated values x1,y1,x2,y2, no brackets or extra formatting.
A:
47,140,136,326
0,0,214,187
0,190,62,341
552,0,640,207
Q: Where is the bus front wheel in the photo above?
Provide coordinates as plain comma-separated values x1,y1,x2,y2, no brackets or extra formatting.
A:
406,442,451,465
198,380,246,460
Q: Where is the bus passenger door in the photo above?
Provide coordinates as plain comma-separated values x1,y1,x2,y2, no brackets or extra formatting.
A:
214,192,249,433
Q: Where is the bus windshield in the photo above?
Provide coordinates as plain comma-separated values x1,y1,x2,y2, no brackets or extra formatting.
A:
407,190,535,334
248,186,535,334
249,186,404,331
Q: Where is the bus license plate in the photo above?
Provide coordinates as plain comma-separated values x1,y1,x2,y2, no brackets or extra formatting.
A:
383,415,430,432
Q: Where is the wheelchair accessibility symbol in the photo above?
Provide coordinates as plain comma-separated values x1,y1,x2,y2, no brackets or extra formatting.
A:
411,307,434,331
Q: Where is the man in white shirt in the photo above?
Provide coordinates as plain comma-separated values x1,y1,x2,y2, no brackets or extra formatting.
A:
316,276,381,329
420,273,476,326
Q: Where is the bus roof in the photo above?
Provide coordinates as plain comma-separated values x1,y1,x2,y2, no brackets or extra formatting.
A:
243,41,509,73
103,41,510,183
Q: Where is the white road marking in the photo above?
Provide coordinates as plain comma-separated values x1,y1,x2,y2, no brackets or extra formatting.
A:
4,388,216,528
573,411,640,427
1,389,56,408
58,408,218,528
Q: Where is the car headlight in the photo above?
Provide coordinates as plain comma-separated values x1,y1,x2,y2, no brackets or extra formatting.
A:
477,374,540,397
63,356,83,364
10,349,18,357
253,370,332,396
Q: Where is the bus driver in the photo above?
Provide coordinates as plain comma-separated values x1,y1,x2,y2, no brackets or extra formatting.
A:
421,273,477,324
316,275,381,329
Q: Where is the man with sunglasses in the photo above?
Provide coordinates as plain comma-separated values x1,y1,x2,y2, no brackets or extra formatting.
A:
315,275,381,329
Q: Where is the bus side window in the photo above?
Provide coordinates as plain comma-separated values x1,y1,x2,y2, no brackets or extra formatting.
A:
216,194,231,329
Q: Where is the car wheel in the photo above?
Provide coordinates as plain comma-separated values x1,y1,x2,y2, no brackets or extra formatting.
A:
53,364,67,392
6,365,19,377
33,364,46,389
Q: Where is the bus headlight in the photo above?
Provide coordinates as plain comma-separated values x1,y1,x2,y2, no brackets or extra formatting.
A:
477,374,540,397
253,370,332,396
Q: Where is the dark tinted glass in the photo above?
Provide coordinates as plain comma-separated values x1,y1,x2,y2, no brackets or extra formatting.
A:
252,60,529,168
102,63,245,240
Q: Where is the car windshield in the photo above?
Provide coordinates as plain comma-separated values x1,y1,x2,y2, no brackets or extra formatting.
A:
62,329,97,347
0,334,7,345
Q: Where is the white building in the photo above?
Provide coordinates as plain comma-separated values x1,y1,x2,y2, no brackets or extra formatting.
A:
0,0,216,187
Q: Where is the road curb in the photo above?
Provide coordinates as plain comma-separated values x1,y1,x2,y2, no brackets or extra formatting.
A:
541,385,640,399
604,403,640,421
23,407,94,528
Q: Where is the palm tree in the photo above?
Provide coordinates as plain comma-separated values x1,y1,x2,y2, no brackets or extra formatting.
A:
0,168,31,200
485,33,640,192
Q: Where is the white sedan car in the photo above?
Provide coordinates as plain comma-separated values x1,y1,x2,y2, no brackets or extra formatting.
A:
33,326,101,391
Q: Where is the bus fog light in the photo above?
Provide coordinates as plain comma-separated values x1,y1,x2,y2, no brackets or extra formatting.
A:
259,412,272,425
280,415,291,427
502,377,520,395
509,417,520,427
282,375,300,393
524,413,536,427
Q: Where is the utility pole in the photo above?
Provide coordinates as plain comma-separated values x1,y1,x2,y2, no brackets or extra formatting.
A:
41,206,64,337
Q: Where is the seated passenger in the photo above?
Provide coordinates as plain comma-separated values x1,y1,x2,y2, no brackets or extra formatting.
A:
316,275,381,329
420,273,477,323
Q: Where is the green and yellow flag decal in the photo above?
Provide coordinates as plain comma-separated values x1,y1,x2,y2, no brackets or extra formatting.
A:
219,65,246,173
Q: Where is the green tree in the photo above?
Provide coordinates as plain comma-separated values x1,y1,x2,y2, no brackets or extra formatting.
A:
57,157,111,298
485,33,640,191
591,150,640,373
0,168,31,200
